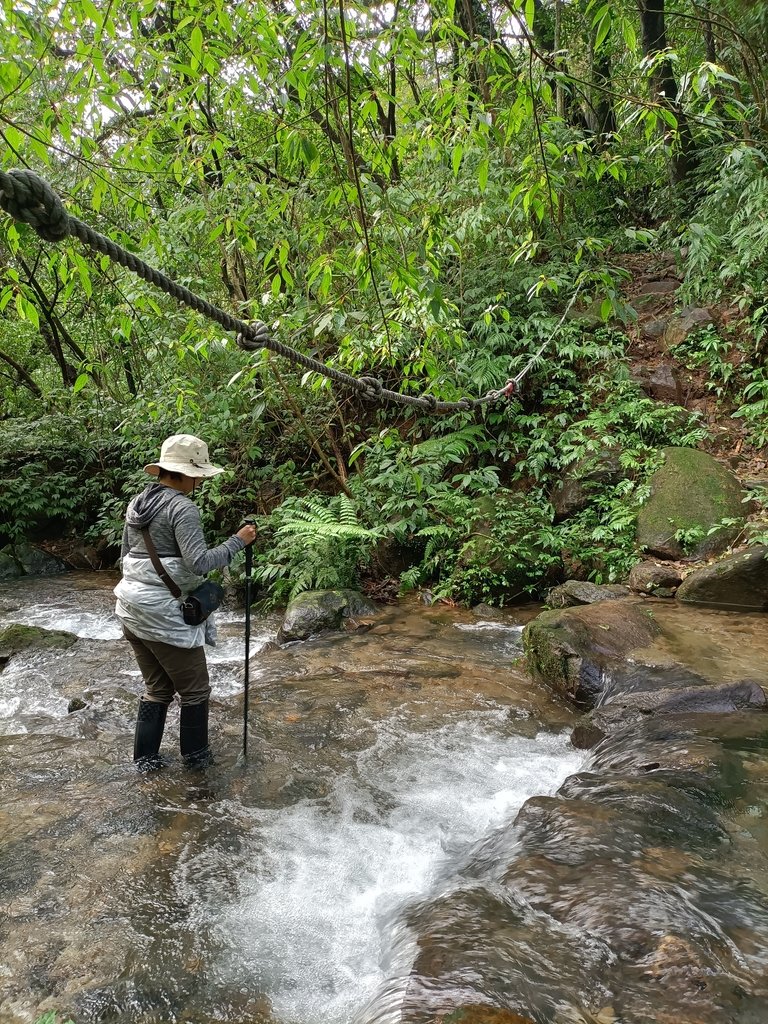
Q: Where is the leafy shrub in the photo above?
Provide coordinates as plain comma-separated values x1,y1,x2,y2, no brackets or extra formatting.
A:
0,417,120,546
733,369,768,447
252,494,381,604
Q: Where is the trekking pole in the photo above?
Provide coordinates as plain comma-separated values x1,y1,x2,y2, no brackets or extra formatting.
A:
238,533,253,767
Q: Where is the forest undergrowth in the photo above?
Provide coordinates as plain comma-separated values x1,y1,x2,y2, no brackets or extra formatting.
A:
2,0,768,606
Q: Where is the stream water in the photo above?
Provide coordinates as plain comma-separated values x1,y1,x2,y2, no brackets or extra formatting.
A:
4,575,768,1024
0,573,581,1024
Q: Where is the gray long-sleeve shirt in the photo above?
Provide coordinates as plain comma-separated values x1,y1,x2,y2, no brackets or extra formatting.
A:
120,482,244,576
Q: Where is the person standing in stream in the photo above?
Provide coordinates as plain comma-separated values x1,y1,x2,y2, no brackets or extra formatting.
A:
115,434,256,769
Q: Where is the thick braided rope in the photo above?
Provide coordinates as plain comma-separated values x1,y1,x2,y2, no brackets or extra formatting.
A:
0,168,494,412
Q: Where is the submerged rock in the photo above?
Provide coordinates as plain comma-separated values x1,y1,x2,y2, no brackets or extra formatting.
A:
522,599,661,705
676,545,768,611
277,589,378,643
636,447,746,560
572,680,767,748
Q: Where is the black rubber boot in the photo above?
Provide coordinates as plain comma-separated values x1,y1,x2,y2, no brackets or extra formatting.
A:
180,700,211,767
133,699,168,769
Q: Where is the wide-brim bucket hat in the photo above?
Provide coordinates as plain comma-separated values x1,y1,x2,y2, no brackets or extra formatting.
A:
144,434,225,479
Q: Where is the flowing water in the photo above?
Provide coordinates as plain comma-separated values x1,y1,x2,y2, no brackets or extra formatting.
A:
0,573,582,1024
4,576,768,1024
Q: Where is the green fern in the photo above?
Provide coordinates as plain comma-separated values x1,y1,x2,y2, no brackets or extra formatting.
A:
253,493,381,604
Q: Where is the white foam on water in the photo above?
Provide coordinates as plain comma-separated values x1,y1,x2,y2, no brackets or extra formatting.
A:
198,713,582,1024
2,607,122,640
454,621,525,633
0,651,71,724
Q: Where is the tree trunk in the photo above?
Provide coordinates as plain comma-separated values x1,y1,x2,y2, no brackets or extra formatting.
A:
0,347,43,397
638,0,697,186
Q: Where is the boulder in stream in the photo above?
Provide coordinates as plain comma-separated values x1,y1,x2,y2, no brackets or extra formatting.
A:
628,560,683,596
278,589,378,643
636,447,747,560
0,622,78,667
522,599,661,705
675,545,768,611
546,580,630,608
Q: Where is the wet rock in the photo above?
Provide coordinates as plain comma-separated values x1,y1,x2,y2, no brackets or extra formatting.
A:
522,599,661,705
676,545,768,611
68,979,178,1022
34,534,116,571
277,589,378,643
636,447,746,559
588,720,747,804
628,561,683,595
0,543,67,580
662,306,714,350
402,884,607,1024
0,622,78,664
546,580,630,608
513,780,728,865
551,450,624,520
471,602,505,620
437,1010,535,1024
572,680,767,748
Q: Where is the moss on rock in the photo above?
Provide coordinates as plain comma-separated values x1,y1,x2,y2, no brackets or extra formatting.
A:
0,622,78,662
636,447,747,560
522,599,662,706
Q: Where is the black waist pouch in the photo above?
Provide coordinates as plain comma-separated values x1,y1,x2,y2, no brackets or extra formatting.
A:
181,581,225,625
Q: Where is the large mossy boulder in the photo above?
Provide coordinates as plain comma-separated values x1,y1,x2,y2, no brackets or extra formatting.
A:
636,447,747,560
522,599,661,705
278,589,378,643
676,546,768,611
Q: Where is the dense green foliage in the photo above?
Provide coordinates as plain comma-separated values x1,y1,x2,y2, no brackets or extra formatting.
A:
1,0,767,602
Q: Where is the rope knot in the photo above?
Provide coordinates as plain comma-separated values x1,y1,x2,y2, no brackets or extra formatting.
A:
359,375,384,401
0,170,70,242
236,321,272,351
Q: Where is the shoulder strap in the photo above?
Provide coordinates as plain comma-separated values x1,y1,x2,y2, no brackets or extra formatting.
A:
141,527,182,599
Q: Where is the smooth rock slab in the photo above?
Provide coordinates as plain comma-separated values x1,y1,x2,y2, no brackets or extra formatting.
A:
676,545,768,611
572,680,767,749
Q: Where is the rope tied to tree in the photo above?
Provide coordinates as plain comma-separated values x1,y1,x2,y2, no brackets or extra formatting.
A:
0,168,578,413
